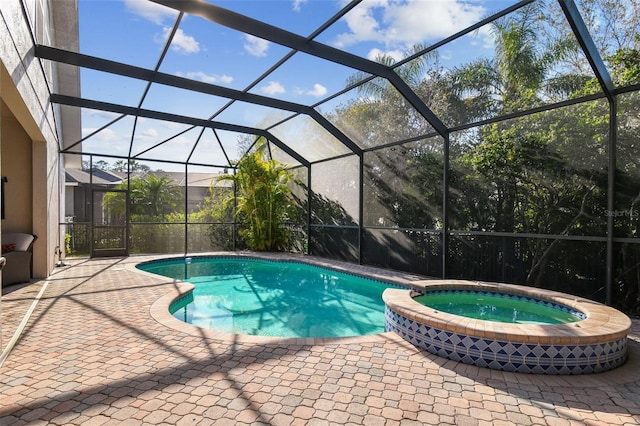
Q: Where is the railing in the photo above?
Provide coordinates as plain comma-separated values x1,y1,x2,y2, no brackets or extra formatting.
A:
62,220,640,315
311,224,614,305
62,221,237,256
64,222,90,256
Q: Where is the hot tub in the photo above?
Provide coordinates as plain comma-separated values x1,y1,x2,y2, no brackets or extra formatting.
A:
383,280,632,374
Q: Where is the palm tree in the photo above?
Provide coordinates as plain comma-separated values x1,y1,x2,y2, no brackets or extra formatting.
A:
103,174,183,219
450,2,589,120
132,174,182,217
217,140,295,251
345,43,433,97
445,3,610,286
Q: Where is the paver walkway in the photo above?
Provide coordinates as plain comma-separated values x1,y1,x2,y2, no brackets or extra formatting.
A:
1,255,639,425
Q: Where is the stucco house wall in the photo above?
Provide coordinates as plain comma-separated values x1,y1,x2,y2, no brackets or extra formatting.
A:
0,101,33,233
0,0,80,281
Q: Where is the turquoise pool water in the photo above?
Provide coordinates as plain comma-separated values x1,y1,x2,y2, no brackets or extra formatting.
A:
138,257,394,338
414,291,581,324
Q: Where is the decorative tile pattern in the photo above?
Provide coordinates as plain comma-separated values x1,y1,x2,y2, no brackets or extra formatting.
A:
169,291,194,313
4,255,640,425
385,307,628,375
141,255,411,290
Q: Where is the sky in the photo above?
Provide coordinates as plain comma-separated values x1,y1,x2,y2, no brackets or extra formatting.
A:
73,0,522,170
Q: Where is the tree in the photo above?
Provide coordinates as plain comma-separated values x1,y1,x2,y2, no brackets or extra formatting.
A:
194,181,235,250
335,45,443,148
83,159,109,170
216,140,296,251
333,1,618,288
448,2,587,122
111,159,151,173
103,174,183,220
131,174,183,218
443,1,611,286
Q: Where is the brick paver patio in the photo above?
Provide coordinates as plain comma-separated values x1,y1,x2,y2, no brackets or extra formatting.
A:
1,255,639,425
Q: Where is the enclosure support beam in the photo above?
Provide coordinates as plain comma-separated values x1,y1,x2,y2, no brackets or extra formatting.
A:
35,46,313,115
37,45,362,158
442,133,450,279
50,94,311,168
126,162,131,257
308,111,363,156
358,154,365,265
150,0,448,137
184,162,189,257
558,0,615,100
307,166,312,256
561,0,617,309
384,73,448,136
231,168,236,252
89,156,94,257
606,98,617,306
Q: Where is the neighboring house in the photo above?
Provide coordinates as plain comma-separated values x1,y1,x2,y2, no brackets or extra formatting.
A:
112,171,233,214
181,172,233,212
65,168,123,222
64,169,232,222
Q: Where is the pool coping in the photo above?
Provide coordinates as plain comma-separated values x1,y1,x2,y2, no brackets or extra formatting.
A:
383,280,633,345
132,252,429,346
133,252,631,348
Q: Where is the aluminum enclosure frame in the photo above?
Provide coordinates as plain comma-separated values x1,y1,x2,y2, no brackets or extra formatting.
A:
37,0,634,306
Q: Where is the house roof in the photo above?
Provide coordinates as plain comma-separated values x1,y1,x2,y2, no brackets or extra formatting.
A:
65,168,123,185
113,171,233,188
66,169,232,188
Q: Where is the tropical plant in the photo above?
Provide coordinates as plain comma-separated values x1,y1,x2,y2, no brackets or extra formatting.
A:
336,44,443,148
448,2,587,122
102,174,183,220
194,182,235,250
130,174,183,217
217,140,295,251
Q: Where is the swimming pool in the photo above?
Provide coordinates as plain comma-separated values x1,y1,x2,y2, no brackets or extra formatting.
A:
137,256,396,338
414,290,582,324
384,280,632,374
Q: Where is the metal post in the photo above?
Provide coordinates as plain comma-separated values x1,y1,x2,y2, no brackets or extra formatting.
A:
606,98,617,306
184,162,189,256
125,159,131,256
307,165,312,255
442,133,450,278
358,153,364,265
232,168,237,251
89,155,94,257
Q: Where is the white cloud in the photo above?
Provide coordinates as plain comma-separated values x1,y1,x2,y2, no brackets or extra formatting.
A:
173,136,190,145
176,71,234,85
164,27,201,54
82,127,119,143
475,25,495,49
260,81,286,95
244,35,270,57
304,83,328,97
124,0,177,25
141,128,159,139
84,109,122,121
334,0,385,47
162,121,187,129
133,127,160,143
293,0,308,12
333,0,486,49
367,48,404,62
